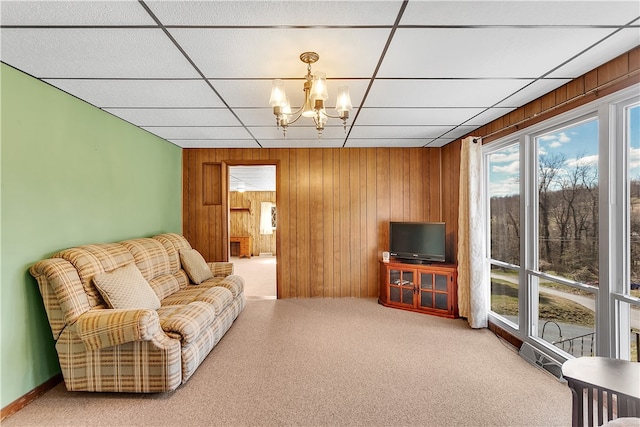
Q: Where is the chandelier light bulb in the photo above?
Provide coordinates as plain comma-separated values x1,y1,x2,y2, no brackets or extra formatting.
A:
310,72,328,102
269,79,287,107
335,86,352,114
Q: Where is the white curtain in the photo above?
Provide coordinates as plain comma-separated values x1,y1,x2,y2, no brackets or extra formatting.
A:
260,202,274,235
457,136,488,328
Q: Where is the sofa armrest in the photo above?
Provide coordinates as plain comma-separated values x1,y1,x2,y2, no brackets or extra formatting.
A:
75,308,163,351
208,262,233,277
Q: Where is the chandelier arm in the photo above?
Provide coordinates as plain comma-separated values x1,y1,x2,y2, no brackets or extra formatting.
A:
322,112,344,119
289,104,304,116
286,112,305,126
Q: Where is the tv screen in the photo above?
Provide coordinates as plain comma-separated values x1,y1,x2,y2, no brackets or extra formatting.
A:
389,222,446,263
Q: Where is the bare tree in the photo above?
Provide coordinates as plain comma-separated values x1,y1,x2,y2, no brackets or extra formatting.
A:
538,153,566,269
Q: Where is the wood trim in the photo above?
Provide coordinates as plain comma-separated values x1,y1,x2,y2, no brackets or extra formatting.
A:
473,46,640,144
488,321,523,350
0,373,62,421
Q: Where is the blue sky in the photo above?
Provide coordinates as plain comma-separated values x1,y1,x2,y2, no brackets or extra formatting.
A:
488,104,640,197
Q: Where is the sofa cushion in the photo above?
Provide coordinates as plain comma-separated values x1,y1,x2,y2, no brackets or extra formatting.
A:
93,263,161,310
119,238,172,281
201,275,245,299
55,243,135,308
161,285,233,315
153,233,192,274
179,249,213,284
157,302,217,344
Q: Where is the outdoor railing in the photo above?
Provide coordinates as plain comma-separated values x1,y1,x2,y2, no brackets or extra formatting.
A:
542,320,595,357
552,331,595,357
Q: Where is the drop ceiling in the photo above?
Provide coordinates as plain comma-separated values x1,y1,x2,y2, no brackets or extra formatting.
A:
1,1,639,149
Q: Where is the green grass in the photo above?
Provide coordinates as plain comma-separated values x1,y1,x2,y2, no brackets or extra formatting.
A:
491,278,594,327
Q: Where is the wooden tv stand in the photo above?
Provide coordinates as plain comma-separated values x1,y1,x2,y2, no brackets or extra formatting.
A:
379,260,458,318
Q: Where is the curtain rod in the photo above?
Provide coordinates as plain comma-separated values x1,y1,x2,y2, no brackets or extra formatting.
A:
471,69,640,143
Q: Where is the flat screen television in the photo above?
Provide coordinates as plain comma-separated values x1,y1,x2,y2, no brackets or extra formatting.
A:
389,222,446,264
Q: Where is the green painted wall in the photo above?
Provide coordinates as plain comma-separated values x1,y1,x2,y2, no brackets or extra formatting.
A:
0,64,182,408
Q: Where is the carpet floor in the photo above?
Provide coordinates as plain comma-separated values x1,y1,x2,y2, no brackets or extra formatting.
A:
4,298,572,426
231,256,277,299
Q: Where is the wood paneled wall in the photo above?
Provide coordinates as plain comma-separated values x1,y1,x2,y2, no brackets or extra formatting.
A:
183,148,446,298
229,191,276,256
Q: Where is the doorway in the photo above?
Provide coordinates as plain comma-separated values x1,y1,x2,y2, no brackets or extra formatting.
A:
228,164,277,299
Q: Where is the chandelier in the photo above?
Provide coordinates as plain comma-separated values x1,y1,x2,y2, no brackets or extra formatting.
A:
269,52,352,138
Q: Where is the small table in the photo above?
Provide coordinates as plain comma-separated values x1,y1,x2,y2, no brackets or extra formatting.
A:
562,357,640,427
230,236,251,258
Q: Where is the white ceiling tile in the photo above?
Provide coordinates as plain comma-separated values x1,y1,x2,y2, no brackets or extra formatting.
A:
234,108,282,127
1,29,198,78
169,28,389,78
43,79,225,108
3,0,637,150
0,0,155,25
212,80,274,108
548,29,640,78
248,125,349,140
143,126,253,140
174,140,262,149
378,28,614,78
401,1,640,26
229,166,276,192
439,126,480,140
259,139,345,148
349,125,452,139
103,108,239,127
465,108,516,126
495,78,572,108
355,107,486,125
366,79,533,108
345,139,428,148
147,0,404,26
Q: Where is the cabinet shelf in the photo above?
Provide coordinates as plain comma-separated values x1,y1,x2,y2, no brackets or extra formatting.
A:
379,260,458,318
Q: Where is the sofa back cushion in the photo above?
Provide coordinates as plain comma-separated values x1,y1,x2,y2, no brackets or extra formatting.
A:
119,238,179,300
153,233,192,288
55,243,134,309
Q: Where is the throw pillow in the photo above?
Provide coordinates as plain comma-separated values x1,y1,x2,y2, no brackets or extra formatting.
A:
93,263,161,310
180,249,213,284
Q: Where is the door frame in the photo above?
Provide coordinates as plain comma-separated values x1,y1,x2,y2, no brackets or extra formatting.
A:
223,159,280,298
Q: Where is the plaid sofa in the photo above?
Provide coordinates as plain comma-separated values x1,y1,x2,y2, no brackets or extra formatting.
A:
30,233,245,393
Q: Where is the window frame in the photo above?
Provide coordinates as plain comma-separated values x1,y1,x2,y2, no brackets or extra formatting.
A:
483,84,640,362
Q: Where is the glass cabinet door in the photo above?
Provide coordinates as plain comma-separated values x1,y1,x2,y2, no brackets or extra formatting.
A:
419,272,450,311
419,272,434,308
388,269,415,307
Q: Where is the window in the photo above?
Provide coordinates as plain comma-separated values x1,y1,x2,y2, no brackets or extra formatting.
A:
533,119,598,357
615,102,640,361
271,205,277,229
484,85,640,362
629,104,640,361
488,143,521,326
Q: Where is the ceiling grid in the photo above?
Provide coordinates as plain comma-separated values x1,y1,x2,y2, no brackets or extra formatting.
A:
1,0,638,150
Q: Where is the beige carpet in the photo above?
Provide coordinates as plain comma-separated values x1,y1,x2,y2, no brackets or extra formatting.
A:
231,256,277,299
4,298,572,426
